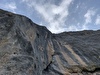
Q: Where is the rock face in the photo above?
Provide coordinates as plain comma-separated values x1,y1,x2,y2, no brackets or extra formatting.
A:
0,9,100,75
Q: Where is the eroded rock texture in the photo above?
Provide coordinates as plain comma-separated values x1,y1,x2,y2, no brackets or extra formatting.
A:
0,9,100,75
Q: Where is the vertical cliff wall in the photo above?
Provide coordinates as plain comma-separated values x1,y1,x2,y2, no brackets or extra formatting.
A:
0,9,100,75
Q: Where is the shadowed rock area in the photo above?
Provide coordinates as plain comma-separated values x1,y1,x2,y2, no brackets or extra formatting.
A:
0,9,100,75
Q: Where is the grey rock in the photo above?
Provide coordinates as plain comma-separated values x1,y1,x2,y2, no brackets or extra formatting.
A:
0,9,100,75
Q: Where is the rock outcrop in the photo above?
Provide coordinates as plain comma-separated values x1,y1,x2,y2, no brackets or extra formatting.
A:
0,9,100,75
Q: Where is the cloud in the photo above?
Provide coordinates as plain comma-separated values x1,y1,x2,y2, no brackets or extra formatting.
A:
84,9,95,24
95,15,100,25
22,0,28,2
82,9,96,30
67,25,79,31
0,2,17,13
22,0,73,33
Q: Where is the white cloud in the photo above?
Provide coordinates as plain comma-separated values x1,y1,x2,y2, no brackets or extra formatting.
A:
0,2,17,13
22,0,28,2
67,25,78,31
82,9,96,30
95,15,100,25
84,9,95,24
21,0,30,2
22,0,73,33
39,22,43,25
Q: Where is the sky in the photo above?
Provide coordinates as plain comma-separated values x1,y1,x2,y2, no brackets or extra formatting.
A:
0,0,100,33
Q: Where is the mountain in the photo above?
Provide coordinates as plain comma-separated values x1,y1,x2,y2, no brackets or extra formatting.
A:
0,9,100,75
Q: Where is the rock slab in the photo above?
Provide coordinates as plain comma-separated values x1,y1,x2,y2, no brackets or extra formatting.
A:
0,9,100,75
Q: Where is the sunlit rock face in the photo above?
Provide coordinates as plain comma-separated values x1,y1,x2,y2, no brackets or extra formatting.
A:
0,9,100,75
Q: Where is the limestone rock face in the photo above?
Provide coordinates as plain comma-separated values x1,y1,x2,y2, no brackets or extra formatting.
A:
0,9,100,75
